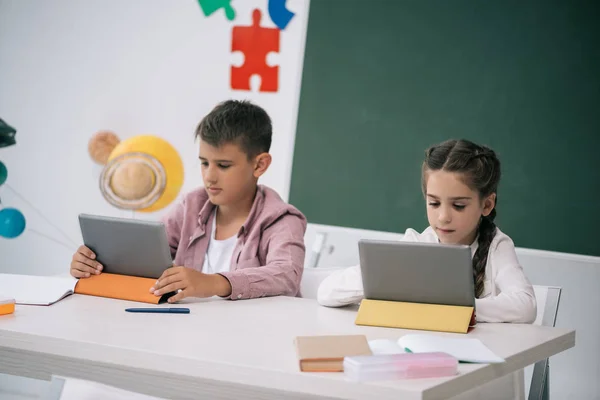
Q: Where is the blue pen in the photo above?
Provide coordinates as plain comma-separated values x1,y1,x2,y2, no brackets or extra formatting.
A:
125,308,190,314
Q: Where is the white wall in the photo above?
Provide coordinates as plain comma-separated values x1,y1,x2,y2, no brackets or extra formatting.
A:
0,0,310,275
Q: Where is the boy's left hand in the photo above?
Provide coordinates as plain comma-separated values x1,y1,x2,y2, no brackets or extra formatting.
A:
150,267,232,302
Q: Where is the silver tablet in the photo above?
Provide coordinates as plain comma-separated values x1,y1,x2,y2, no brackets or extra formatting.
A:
358,239,475,307
78,213,173,279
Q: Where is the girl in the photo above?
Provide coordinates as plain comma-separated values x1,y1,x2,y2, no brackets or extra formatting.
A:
318,139,536,323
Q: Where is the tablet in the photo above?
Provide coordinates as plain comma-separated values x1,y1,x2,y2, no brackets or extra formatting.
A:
78,213,173,279
358,240,475,307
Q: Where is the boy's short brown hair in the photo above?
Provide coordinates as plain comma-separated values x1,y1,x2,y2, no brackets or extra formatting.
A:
195,100,272,159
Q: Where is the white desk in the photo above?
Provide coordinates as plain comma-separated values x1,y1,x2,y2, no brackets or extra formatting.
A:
0,295,575,400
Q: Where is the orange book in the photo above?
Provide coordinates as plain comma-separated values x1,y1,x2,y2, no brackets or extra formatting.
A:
74,273,174,304
294,335,372,372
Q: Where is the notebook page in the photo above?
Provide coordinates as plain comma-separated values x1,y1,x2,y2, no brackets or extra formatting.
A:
0,274,77,305
398,334,505,363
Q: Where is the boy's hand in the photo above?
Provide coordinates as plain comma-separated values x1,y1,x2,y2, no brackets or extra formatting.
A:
151,267,232,302
70,245,103,278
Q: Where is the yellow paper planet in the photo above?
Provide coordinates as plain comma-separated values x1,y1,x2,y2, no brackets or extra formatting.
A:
99,135,184,213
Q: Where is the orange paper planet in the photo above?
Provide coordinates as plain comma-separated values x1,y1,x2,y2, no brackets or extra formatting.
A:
88,131,120,165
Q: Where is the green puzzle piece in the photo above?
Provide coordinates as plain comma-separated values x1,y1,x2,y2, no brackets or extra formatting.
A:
198,0,236,21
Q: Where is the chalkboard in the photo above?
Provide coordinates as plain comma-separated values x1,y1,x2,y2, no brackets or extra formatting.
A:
290,0,600,256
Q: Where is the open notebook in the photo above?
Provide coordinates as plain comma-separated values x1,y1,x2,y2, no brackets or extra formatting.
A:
0,273,171,305
0,274,77,305
368,334,504,364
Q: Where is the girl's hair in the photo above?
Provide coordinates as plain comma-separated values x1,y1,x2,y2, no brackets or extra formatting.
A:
421,139,501,298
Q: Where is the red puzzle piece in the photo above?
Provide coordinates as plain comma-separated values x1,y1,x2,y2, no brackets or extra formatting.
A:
231,9,280,92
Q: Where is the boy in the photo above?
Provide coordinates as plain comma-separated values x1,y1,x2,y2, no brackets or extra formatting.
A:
70,100,307,302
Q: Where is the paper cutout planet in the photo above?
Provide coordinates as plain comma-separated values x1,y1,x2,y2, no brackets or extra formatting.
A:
0,207,26,238
0,119,17,148
0,161,6,186
88,131,120,165
89,132,184,213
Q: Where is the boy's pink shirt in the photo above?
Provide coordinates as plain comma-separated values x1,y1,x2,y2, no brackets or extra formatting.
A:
161,185,307,300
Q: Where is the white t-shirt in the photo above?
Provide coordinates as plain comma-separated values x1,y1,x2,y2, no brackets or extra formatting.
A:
316,226,537,323
201,210,237,275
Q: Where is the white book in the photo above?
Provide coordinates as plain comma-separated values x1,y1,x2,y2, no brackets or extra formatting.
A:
397,334,505,364
0,273,78,305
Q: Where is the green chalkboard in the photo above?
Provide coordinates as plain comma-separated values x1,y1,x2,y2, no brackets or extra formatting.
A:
290,1,600,256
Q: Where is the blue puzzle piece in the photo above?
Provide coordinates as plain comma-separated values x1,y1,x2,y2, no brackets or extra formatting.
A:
268,0,295,30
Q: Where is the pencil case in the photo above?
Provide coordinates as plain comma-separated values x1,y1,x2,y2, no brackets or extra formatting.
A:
343,352,458,381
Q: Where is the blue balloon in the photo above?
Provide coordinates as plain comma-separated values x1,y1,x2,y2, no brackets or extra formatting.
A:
0,207,26,238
